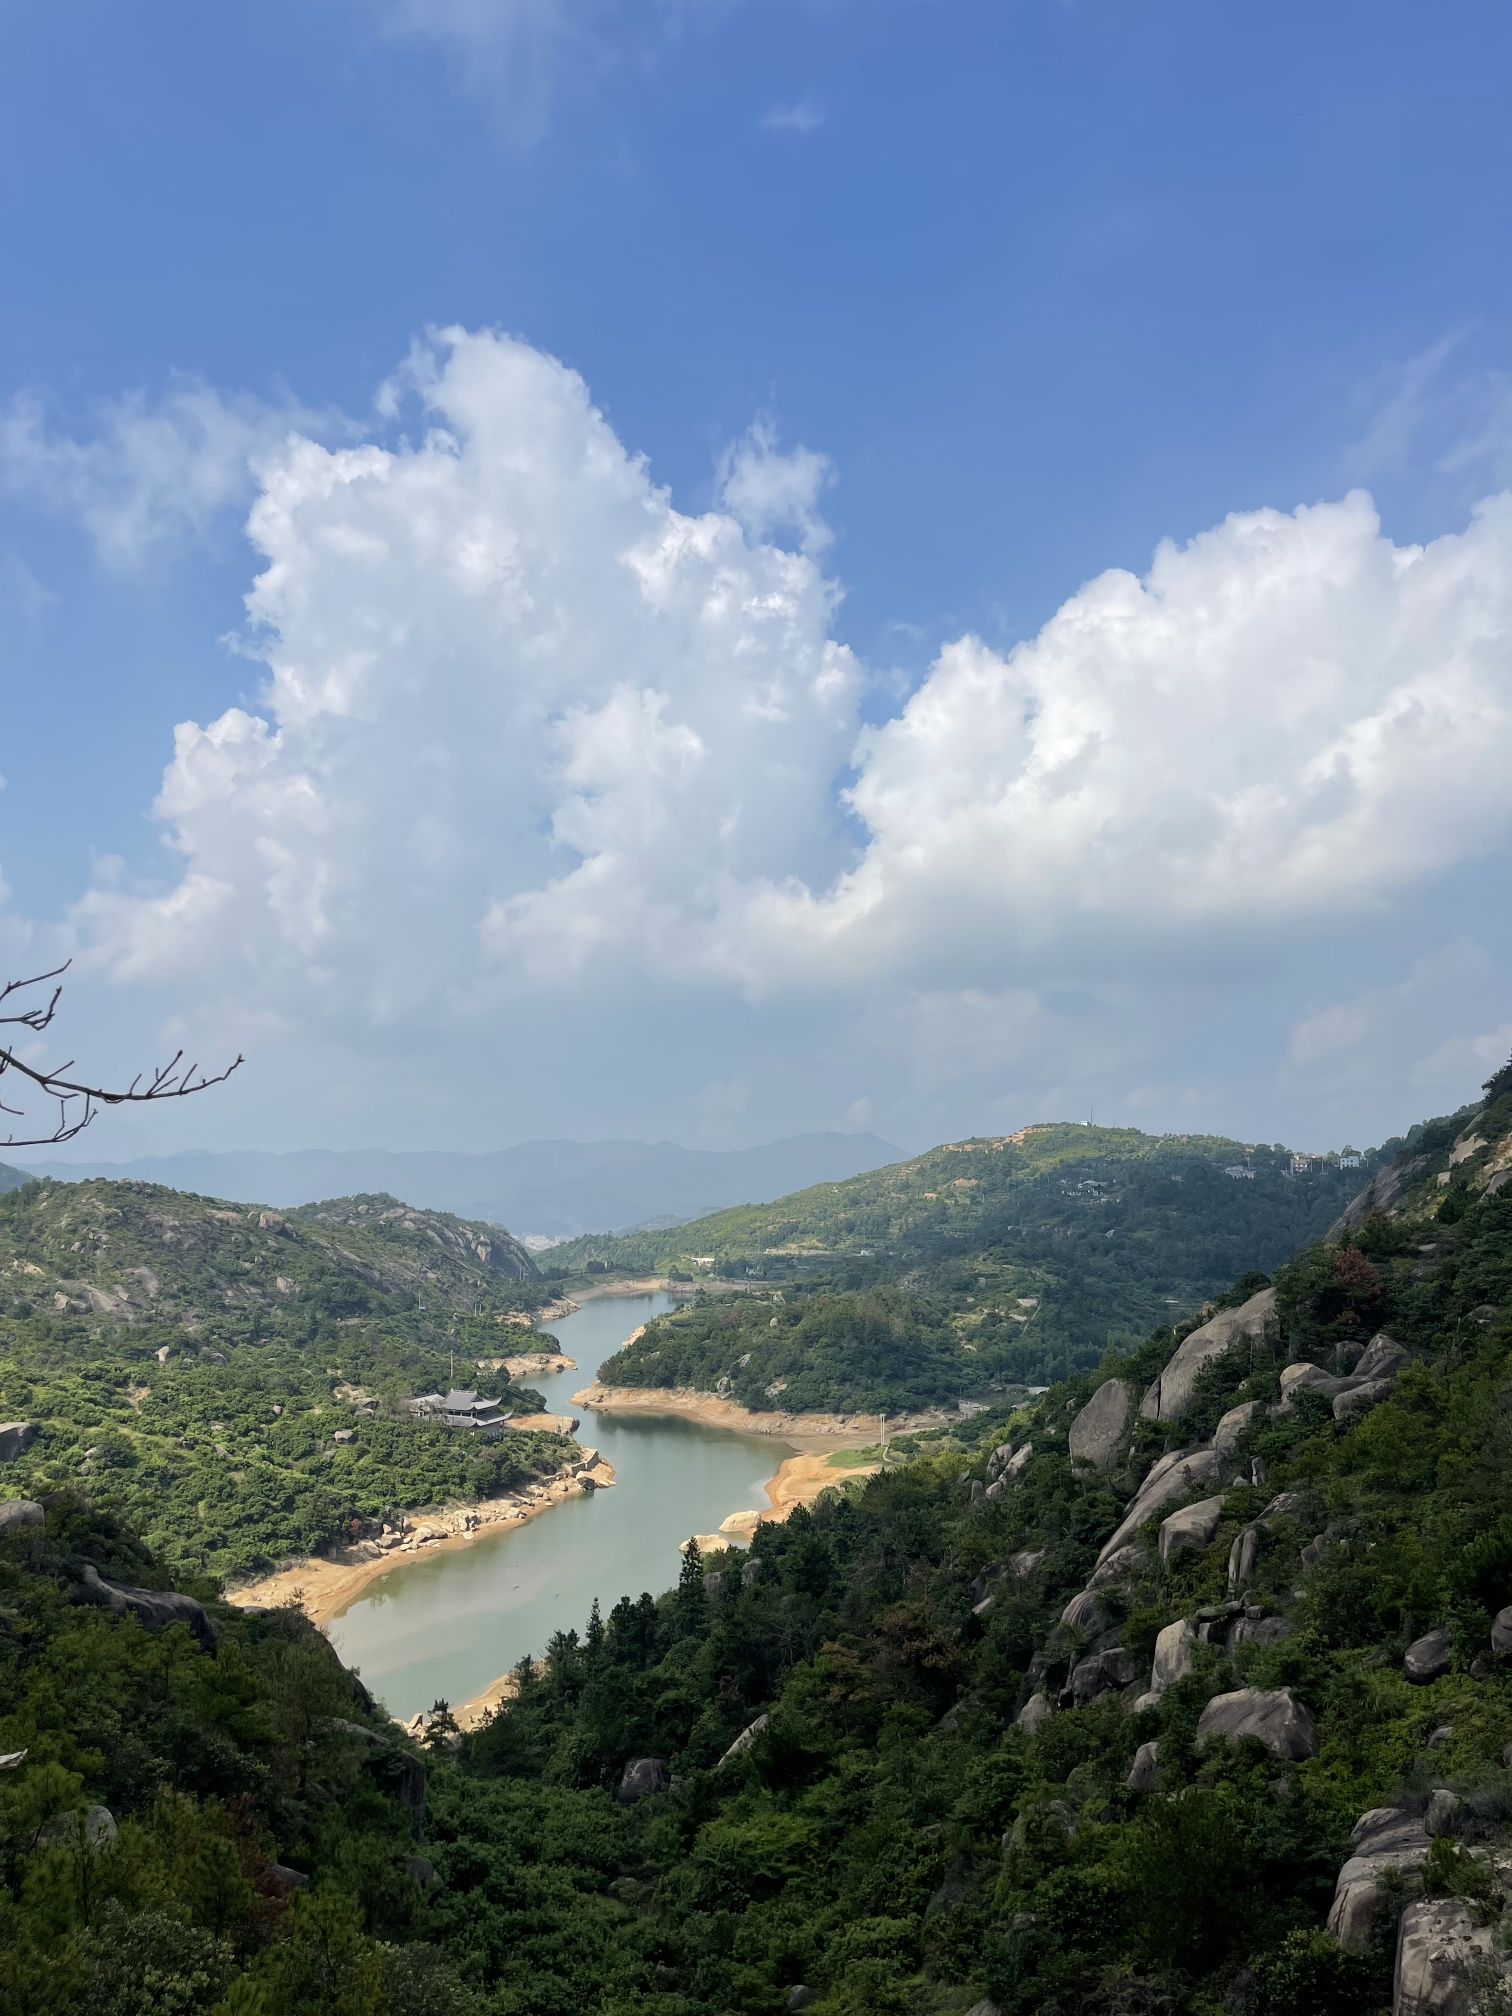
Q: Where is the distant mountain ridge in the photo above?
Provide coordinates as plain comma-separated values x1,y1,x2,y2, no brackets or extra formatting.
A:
19,1131,901,1237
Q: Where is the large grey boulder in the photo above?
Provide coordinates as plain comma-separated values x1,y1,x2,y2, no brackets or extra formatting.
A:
1405,1625,1453,1683
1212,1401,1262,1457
1159,1495,1226,1565
0,1423,37,1463
1227,1525,1260,1597
1225,1613,1290,1656
1151,1618,1197,1693
1196,1687,1317,1760
1279,1362,1351,1400
1008,1548,1046,1579
1095,1448,1225,1567
1016,1691,1053,1735
1327,1806,1432,1950
1059,1588,1106,1637
1356,1331,1409,1382
1334,1378,1395,1422
1491,1605,1512,1654
1426,1789,1464,1838
0,1499,44,1537
1091,1543,1145,1588
1140,1289,1275,1424
68,1562,217,1650
717,1715,770,1767
1070,1648,1140,1704
1395,1896,1511,2015
1125,1740,1160,1792
1068,1379,1134,1473
616,1757,670,1805
38,1804,117,1851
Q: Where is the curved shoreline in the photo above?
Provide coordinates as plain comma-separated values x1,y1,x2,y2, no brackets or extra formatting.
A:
223,1450,616,1629
572,1380,955,1448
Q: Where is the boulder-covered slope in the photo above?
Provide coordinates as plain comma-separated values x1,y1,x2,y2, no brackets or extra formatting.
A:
3,1069,1511,2015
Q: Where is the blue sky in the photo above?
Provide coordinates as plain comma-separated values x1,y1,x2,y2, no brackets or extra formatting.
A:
2,0,1511,1160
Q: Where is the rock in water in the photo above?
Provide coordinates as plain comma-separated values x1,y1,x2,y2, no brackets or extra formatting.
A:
1140,1289,1275,1424
1158,1495,1226,1564
1068,1379,1134,1472
1404,1625,1453,1683
616,1757,671,1804
1125,1740,1160,1792
1195,1687,1318,1760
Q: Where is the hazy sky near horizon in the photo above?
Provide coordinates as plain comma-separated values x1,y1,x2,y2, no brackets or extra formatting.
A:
2,0,1511,1161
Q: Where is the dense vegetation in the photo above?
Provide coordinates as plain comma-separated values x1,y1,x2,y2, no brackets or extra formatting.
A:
4,1073,1511,2012
0,1181,573,1580
585,1127,1377,1406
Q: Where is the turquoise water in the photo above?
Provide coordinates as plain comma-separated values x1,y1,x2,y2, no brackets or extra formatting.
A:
325,1293,789,1720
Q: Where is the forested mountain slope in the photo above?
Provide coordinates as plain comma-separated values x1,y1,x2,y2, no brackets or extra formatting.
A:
3,1067,1511,2015
0,1180,569,1581
573,1124,1384,1403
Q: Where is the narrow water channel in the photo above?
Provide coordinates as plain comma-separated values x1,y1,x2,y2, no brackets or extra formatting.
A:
326,1293,791,1721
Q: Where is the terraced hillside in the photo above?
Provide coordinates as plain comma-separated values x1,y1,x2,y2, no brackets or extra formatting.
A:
571,1123,1383,1400
0,1179,570,1581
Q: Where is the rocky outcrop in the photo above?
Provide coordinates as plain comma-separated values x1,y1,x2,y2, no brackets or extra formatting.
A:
1405,1626,1453,1683
68,1561,218,1650
1195,1687,1317,1759
1096,1448,1225,1567
1395,1896,1511,2015
1212,1401,1262,1457
616,1757,671,1804
0,1498,44,1537
1059,1588,1106,1636
0,1423,37,1463
1016,1692,1053,1735
718,1715,770,1767
1140,1289,1275,1424
1337,1154,1426,1232
1326,1806,1431,1951
1159,1495,1226,1565
1125,1740,1160,1792
1069,1647,1140,1704
1150,1618,1197,1693
38,1804,117,1851
1068,1379,1134,1472
1227,1525,1260,1596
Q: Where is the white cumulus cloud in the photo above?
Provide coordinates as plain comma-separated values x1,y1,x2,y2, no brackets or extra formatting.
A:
14,327,1512,1149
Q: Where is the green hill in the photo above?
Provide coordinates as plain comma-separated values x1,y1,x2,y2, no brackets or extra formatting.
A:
2,1069,1511,2015
567,1123,1380,1406
0,1179,570,1581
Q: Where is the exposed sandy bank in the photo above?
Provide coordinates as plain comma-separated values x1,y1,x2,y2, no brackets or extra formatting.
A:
690,1449,882,1554
476,1352,577,1377
573,1381,953,1449
224,1451,616,1630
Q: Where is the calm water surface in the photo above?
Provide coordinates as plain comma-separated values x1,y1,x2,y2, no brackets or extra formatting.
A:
326,1294,789,1719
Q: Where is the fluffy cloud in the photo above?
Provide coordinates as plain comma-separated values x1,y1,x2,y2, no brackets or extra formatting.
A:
0,377,315,571
13,326,1512,1148
734,488,1512,983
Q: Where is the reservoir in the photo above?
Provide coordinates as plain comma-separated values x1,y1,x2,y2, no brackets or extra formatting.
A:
326,1293,791,1721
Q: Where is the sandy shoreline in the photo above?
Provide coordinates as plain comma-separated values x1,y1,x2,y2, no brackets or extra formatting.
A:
224,1449,615,1629
572,1381,953,1449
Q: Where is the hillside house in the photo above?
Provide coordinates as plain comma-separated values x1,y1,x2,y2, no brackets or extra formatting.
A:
405,1389,510,1437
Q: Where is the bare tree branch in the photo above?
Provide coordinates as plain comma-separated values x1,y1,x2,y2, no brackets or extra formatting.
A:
0,962,242,1149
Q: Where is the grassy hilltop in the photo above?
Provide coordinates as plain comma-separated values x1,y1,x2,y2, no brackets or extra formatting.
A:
0,1180,572,1581
2,1068,1511,2014
564,1124,1380,1407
